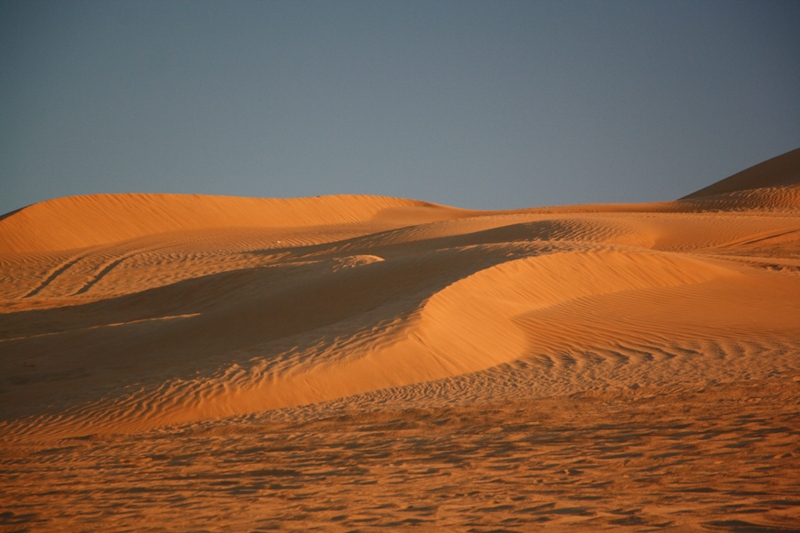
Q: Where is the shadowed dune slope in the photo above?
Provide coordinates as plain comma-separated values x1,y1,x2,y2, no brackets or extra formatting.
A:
682,146,800,199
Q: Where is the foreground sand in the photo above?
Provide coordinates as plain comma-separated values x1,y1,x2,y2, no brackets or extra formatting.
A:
2,148,800,531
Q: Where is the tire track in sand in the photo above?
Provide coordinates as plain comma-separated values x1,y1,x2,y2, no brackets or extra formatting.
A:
22,253,90,298
73,253,140,295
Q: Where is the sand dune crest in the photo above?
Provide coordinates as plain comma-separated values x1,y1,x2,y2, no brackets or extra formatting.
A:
0,193,469,254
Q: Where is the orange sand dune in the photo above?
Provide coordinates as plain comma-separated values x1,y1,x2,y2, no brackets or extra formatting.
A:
2,151,800,531
0,193,472,254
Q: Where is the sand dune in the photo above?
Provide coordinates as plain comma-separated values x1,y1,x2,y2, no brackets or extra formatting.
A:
682,146,800,199
2,151,800,531
0,193,472,254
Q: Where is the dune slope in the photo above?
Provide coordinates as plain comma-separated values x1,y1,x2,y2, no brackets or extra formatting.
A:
682,146,800,199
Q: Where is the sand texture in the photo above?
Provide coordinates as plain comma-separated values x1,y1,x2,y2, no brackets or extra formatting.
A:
2,149,800,532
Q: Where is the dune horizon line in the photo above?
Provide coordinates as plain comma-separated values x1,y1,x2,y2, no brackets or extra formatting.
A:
2,146,799,256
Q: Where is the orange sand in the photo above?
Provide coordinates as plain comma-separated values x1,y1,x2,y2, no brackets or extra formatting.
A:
1,148,800,531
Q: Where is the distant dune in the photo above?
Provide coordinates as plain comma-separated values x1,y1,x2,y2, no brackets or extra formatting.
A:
0,193,474,254
682,146,800,198
2,150,800,531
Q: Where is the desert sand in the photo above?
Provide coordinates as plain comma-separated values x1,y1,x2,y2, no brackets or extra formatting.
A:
2,148,800,532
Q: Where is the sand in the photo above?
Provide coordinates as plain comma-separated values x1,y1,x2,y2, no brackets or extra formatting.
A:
1,148,800,532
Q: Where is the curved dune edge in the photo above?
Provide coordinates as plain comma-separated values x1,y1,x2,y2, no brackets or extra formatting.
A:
0,193,472,254
6,249,733,438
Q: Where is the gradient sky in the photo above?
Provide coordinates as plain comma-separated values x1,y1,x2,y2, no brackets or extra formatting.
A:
2,0,799,215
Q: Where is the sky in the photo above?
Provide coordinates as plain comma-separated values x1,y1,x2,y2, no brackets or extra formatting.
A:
1,0,799,215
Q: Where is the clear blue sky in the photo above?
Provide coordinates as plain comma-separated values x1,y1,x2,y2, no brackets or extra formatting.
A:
2,0,799,214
